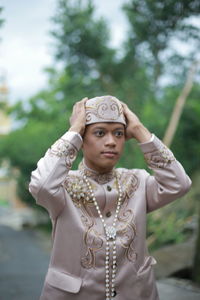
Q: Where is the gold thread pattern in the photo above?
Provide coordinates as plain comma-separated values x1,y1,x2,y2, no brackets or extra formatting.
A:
64,169,139,269
78,161,115,184
144,143,175,169
117,170,139,263
63,175,96,207
49,138,77,168
80,212,104,269
86,96,125,123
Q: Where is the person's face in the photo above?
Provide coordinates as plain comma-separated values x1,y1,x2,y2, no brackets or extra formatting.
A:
82,122,125,173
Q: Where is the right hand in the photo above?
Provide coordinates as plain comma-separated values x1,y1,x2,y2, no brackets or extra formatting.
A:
122,102,152,143
69,97,88,136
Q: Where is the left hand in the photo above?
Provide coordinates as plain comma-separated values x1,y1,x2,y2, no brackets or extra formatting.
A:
122,102,152,143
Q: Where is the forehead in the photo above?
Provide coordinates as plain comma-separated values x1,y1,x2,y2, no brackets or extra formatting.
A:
87,122,125,130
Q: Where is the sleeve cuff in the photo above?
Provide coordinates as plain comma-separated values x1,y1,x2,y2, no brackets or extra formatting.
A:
61,131,83,151
139,135,164,153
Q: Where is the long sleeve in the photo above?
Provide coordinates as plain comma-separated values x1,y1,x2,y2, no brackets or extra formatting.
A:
29,131,82,219
139,136,192,213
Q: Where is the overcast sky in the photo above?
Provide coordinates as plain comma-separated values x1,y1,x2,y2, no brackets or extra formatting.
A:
0,0,129,103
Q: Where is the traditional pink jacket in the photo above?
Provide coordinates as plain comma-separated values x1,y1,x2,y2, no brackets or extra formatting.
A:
29,131,191,300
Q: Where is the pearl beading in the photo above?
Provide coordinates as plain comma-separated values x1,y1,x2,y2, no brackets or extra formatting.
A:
82,171,122,300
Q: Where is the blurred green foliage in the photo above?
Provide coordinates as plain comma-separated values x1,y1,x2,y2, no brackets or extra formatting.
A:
0,6,4,30
147,192,195,251
1,0,200,276
0,198,9,206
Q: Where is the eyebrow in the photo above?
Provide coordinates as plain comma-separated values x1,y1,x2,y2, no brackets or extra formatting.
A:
93,126,124,130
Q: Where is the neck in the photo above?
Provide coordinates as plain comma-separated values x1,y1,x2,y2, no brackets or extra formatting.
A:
78,160,115,184
83,159,113,174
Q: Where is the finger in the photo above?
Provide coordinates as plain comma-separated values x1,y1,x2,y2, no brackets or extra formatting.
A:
75,98,88,110
120,101,127,107
121,102,128,112
80,97,88,104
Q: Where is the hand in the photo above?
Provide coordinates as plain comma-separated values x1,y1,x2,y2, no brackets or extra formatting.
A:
69,97,88,136
122,102,152,143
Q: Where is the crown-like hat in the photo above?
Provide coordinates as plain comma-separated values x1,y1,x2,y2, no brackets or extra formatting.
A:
85,95,126,125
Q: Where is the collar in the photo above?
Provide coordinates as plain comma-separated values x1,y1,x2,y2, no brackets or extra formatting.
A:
78,160,116,184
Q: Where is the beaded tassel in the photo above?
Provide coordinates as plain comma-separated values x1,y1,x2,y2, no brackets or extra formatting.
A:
82,171,122,300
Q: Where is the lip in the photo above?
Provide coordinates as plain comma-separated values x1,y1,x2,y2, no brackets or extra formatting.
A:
101,151,118,158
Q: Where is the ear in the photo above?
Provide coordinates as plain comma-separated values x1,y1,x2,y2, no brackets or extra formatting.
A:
81,140,84,150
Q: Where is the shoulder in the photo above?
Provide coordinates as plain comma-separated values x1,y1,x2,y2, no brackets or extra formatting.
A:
116,168,149,196
116,167,149,180
64,170,82,184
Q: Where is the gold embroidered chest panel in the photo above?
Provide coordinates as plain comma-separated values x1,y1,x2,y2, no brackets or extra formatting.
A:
63,169,139,269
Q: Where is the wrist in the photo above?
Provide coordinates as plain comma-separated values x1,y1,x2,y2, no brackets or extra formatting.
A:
69,125,84,136
130,123,152,143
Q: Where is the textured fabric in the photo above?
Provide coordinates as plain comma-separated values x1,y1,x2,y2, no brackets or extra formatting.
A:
85,95,126,125
29,132,191,300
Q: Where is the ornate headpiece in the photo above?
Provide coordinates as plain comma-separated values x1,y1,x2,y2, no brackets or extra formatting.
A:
85,95,126,126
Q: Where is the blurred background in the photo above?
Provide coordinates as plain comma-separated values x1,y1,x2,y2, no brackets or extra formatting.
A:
0,0,200,299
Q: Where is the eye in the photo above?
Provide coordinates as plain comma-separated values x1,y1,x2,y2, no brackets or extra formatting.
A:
94,130,105,137
114,130,124,137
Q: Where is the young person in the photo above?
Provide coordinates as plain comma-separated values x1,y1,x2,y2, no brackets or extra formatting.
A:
29,95,191,300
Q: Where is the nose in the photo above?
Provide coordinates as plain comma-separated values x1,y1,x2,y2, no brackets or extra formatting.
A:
104,133,116,147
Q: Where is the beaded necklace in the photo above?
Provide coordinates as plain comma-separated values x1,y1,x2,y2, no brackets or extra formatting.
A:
82,170,122,300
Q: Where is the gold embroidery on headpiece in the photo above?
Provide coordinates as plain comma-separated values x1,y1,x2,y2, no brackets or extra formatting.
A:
86,99,121,122
85,95,126,125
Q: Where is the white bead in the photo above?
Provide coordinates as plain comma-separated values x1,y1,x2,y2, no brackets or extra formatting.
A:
82,173,122,300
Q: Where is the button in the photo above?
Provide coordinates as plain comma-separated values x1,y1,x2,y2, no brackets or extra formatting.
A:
106,211,111,218
107,185,112,191
112,263,117,268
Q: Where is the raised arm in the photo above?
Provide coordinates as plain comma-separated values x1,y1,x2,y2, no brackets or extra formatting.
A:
122,103,191,212
29,98,87,219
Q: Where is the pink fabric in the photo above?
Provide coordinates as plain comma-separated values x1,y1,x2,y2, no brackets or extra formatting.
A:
29,132,191,300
